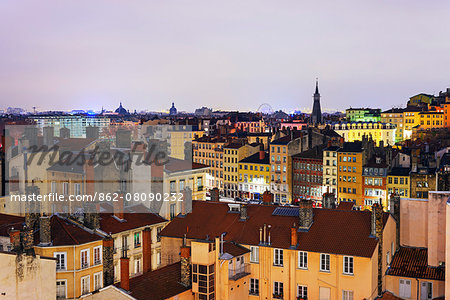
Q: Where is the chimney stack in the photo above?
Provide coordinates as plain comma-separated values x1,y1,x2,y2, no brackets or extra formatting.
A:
371,203,384,297
43,126,54,147
9,228,20,251
60,127,70,139
290,224,297,249
114,193,125,220
267,225,272,245
120,255,130,291
259,144,265,160
298,200,314,230
116,129,132,149
86,126,99,139
240,203,248,221
142,227,152,273
103,236,114,286
210,187,220,202
21,226,34,251
389,192,400,251
39,214,51,246
180,242,191,287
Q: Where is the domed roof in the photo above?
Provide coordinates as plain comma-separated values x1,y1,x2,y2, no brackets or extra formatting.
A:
115,102,128,115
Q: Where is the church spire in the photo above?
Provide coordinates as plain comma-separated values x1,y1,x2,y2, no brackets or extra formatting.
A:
311,78,322,125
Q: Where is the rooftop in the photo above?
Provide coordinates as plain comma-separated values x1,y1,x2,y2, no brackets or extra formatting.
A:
161,201,389,258
388,167,411,177
35,215,102,246
337,141,363,153
292,145,326,160
116,262,189,300
239,151,270,165
0,213,24,237
387,247,445,281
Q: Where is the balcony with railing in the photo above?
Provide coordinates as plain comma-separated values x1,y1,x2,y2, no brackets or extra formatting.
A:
228,263,250,281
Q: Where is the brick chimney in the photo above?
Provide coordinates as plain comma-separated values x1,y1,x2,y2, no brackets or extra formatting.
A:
9,229,20,251
298,200,313,231
259,144,265,160
114,194,125,220
142,227,152,273
180,243,191,287
210,187,220,202
262,191,273,205
371,203,384,297
103,236,114,286
290,224,297,249
389,192,400,251
120,255,130,291
39,215,51,246
21,226,34,251
239,203,248,221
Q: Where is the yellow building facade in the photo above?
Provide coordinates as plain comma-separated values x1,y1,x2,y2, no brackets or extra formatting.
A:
337,145,364,206
418,111,444,130
35,239,104,298
333,122,396,146
223,142,259,198
238,150,270,199
381,108,404,143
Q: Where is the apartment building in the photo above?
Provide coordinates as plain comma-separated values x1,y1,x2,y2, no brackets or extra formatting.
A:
333,122,396,146
292,145,325,203
387,167,410,207
403,106,423,140
238,147,270,199
322,146,339,196
168,125,205,160
223,141,259,198
192,136,226,191
362,156,388,209
337,142,365,206
96,210,168,283
34,215,104,299
160,200,396,300
381,108,404,143
418,111,444,130
346,108,381,122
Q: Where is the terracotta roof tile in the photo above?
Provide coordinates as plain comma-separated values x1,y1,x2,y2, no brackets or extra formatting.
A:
0,213,24,237
116,262,190,300
161,201,387,258
387,247,445,281
35,215,102,246
99,206,167,235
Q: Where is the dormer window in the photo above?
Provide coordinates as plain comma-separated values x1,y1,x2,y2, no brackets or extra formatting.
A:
228,203,240,212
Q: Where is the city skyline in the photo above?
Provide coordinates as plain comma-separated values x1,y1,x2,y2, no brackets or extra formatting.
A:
1,0,450,113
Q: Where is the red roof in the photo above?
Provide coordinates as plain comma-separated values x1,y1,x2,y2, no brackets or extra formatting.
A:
337,201,354,210
161,201,389,258
116,262,190,300
0,213,24,237
99,209,167,235
376,291,403,300
387,247,445,281
35,215,102,246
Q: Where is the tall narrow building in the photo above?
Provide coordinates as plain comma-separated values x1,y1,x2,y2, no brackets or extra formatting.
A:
311,79,322,125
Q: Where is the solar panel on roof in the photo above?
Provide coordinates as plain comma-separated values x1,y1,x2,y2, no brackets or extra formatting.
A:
272,207,299,217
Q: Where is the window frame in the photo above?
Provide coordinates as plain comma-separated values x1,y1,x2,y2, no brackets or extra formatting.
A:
273,248,284,267
298,251,308,269
250,246,259,263
320,253,330,272
343,256,354,275
54,252,67,271
80,249,90,269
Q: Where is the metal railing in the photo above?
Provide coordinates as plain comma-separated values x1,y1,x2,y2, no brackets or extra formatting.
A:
228,263,250,281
